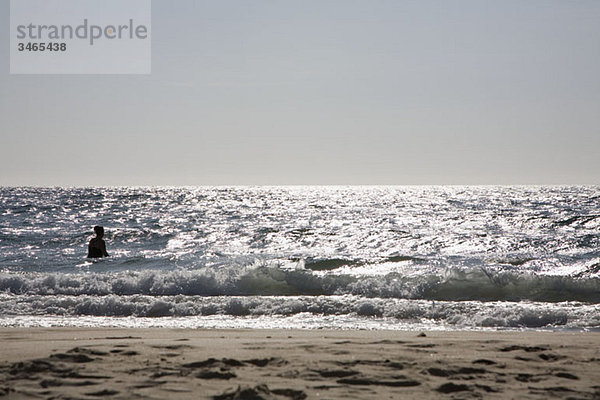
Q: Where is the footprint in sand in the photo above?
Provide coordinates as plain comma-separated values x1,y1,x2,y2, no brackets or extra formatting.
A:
314,369,359,378
213,384,306,400
436,382,470,393
196,370,236,380
85,389,120,396
337,377,421,387
425,367,488,377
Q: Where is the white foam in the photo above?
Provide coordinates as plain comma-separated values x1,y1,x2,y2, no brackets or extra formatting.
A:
0,294,597,330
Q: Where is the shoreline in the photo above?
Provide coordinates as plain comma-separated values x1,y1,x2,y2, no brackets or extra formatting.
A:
1,328,599,399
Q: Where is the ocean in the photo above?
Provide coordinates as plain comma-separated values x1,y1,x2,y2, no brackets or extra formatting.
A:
0,186,599,331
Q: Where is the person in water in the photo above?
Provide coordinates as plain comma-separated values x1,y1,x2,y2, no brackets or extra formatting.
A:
88,226,109,258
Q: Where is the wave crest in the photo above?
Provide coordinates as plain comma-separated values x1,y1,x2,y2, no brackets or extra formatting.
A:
1,266,599,303
0,294,597,329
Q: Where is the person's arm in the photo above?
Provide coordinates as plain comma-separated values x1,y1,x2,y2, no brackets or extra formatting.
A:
87,241,93,258
101,240,109,257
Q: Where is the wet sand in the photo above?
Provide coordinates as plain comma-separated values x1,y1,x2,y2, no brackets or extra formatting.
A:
1,328,599,399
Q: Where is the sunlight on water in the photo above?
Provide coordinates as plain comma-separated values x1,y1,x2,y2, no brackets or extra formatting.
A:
0,186,599,329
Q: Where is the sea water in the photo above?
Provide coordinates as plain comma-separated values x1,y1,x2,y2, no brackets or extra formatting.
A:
0,186,599,331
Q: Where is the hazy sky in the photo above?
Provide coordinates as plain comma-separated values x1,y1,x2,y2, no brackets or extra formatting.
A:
1,0,599,186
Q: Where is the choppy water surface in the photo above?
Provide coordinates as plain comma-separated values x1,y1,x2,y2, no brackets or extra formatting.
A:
1,186,599,330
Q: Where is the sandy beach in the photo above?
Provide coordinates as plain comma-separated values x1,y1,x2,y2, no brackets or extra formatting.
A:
0,328,598,399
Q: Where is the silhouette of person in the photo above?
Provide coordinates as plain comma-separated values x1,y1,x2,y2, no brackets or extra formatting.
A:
88,226,109,258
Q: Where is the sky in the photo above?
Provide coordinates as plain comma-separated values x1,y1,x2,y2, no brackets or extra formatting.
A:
1,0,599,186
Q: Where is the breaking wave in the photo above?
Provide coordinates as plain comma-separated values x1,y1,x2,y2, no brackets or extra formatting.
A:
1,265,599,303
0,293,598,329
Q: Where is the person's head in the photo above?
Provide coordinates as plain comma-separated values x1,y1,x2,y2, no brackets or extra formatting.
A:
94,226,104,238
